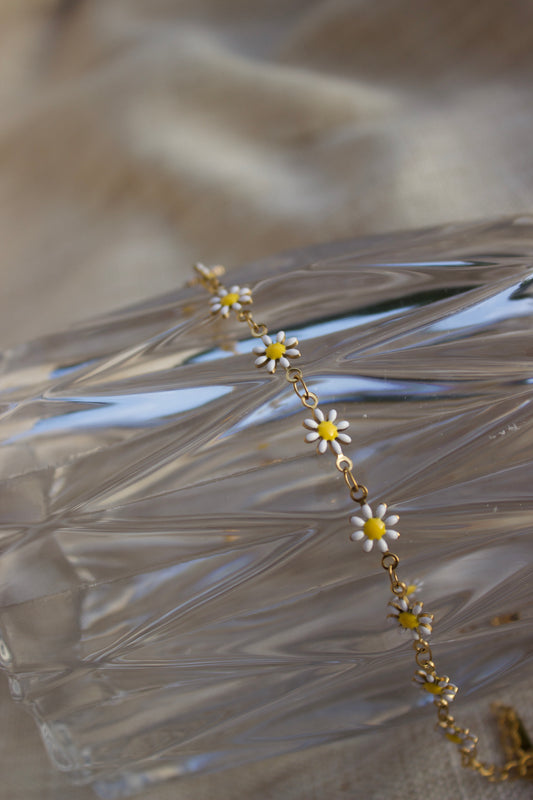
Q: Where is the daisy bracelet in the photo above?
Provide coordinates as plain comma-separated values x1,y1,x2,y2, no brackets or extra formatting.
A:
189,262,533,783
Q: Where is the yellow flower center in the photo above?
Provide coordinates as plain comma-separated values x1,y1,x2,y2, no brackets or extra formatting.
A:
265,342,286,360
221,292,239,306
423,681,442,695
406,584,418,596
398,611,419,630
445,732,463,744
363,517,386,540
317,420,338,441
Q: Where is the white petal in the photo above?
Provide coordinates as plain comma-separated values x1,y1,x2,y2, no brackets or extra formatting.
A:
363,539,374,552
412,603,422,615
378,538,389,552
255,356,268,366
233,302,242,310
267,360,276,373
240,293,252,301
385,514,399,526
262,335,272,346
398,597,408,611
218,288,228,297
350,530,364,541
315,408,324,422
286,337,298,347
276,331,285,342
419,616,432,626
376,503,387,519
210,303,222,312
350,516,365,527
279,357,290,368
253,345,265,354
331,439,342,455
386,530,400,540
336,420,349,430
240,286,252,294
361,504,373,520
221,307,230,317
328,409,337,422
318,439,328,454
303,419,318,430
285,349,300,357
337,433,351,444
230,285,239,293
305,431,319,442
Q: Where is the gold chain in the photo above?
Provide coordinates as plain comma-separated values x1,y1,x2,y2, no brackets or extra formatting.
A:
191,262,532,782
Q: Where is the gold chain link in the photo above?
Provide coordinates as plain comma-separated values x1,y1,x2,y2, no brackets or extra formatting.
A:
285,367,319,409
414,641,435,670
236,309,268,337
334,454,368,505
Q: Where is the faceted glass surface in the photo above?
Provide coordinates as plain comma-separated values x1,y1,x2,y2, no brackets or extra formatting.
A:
0,218,532,798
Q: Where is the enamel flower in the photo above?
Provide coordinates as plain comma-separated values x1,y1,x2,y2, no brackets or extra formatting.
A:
194,262,213,279
438,722,477,752
349,503,400,553
387,596,433,639
405,577,424,598
253,331,301,373
303,408,351,455
413,669,458,703
209,285,252,318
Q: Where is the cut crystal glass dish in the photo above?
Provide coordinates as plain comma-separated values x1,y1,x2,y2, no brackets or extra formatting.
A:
0,218,532,798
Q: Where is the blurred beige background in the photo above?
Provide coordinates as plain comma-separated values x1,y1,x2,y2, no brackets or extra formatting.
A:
0,1,532,799
1,0,533,348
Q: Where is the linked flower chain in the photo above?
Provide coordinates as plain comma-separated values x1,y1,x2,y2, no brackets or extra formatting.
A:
191,263,533,784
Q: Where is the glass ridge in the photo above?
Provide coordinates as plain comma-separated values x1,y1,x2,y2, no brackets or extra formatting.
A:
0,217,532,797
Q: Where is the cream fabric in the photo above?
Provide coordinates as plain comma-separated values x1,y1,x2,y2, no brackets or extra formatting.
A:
1,0,533,347
0,2,532,798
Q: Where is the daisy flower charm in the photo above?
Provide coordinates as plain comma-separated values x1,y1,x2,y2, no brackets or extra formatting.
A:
387,596,433,639
303,408,351,455
194,262,215,280
405,577,424,598
413,669,458,703
438,722,477,752
253,331,300,373
349,503,400,553
210,285,252,318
